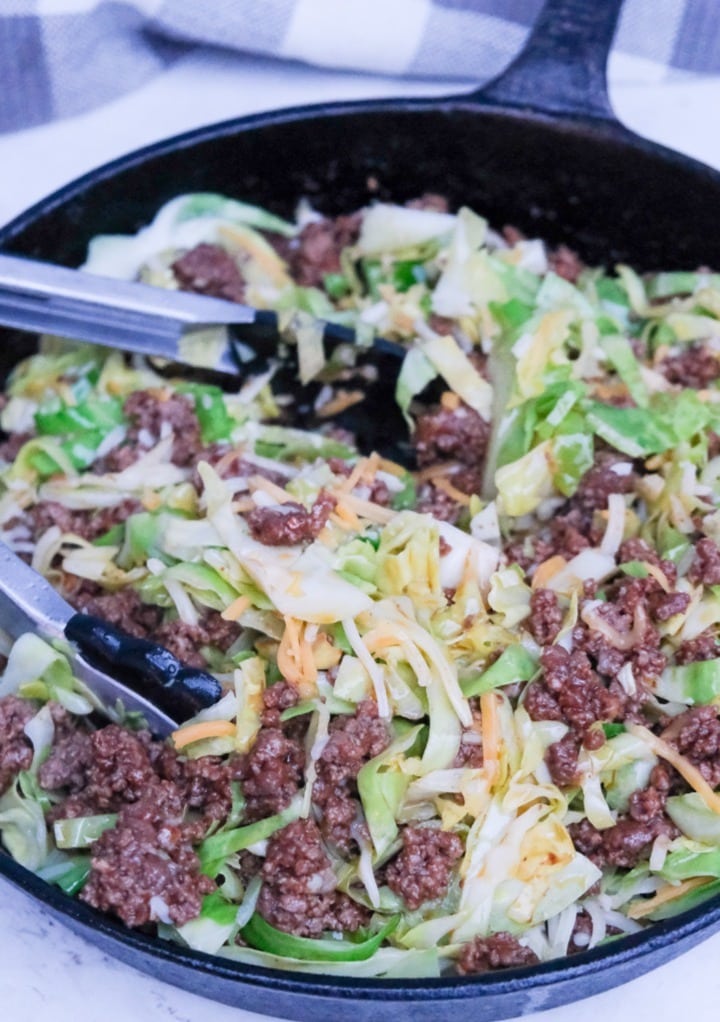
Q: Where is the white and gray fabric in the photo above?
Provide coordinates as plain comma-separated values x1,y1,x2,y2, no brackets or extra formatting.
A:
3,0,719,133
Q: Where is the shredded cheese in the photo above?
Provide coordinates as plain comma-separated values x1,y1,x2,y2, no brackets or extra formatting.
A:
627,876,710,920
331,501,363,531
172,720,236,749
531,555,568,590
330,490,396,524
277,615,318,698
416,461,462,484
247,475,293,504
480,690,499,784
221,594,251,621
627,723,720,815
433,475,473,506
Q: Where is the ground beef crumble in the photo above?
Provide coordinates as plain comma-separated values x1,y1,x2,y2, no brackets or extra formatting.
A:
231,726,305,821
278,213,362,289
569,811,678,870
246,491,335,546
689,537,720,586
25,498,141,544
386,826,463,910
95,389,202,472
413,402,490,468
0,695,35,794
528,588,563,646
171,243,246,304
661,706,720,787
257,818,369,937
312,699,390,854
661,343,720,388
457,932,540,974
81,780,215,927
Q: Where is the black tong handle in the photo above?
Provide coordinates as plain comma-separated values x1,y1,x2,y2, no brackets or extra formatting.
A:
66,613,223,722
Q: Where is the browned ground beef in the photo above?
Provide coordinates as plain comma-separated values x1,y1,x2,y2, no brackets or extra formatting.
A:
72,586,162,639
51,724,158,818
25,498,141,544
259,680,299,727
279,213,362,288
39,728,93,792
662,706,720,787
257,818,369,937
457,932,540,974
528,588,563,646
415,482,464,523
689,537,720,586
661,343,720,388
413,402,490,468
525,646,623,736
572,576,668,684
385,826,463,909
171,243,246,303
545,733,581,787
675,629,720,664
81,780,214,927
572,452,637,514
95,389,202,472
180,756,233,837
231,727,305,821
569,812,678,869
153,613,241,668
0,695,35,794
246,491,335,546
312,699,390,854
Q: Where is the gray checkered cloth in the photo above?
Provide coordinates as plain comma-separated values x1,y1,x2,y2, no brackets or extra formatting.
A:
3,0,719,133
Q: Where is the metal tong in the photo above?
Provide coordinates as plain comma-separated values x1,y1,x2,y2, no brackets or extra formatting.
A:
0,542,222,736
0,252,410,454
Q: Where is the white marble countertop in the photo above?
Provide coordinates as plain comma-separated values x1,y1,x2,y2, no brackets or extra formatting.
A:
1,40,720,1022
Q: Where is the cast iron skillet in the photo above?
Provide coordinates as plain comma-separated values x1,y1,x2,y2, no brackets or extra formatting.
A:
3,1,720,1018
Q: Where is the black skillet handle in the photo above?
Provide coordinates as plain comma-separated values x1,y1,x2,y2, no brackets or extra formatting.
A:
467,0,625,123
65,612,223,721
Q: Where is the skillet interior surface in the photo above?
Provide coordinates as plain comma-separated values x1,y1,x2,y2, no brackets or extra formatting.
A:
4,2,720,1018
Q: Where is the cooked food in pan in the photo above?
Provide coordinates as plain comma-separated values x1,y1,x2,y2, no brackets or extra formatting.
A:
2,193,720,977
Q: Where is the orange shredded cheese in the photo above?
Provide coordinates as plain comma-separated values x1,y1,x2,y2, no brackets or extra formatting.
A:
277,615,318,697
142,492,163,512
330,490,395,524
480,690,500,784
247,475,293,504
336,457,369,494
627,876,710,920
332,501,363,531
212,447,245,477
531,555,568,589
440,390,462,411
627,723,720,814
171,720,236,749
433,475,472,506
377,456,406,478
221,595,251,621
416,461,462,484
230,498,256,513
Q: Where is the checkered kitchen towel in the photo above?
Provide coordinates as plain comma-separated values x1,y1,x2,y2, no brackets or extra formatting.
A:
3,0,720,133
